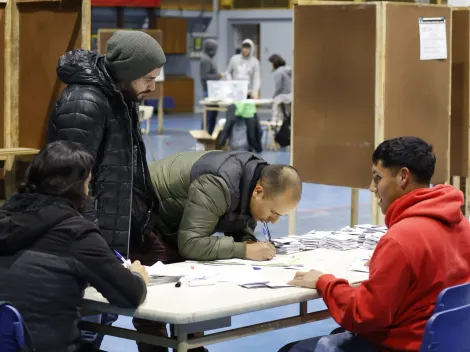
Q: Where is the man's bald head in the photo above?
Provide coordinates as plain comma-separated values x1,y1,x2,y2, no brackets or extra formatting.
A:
249,164,302,223
259,164,302,201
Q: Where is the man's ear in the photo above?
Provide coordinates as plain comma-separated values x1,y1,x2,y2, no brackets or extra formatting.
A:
253,184,264,196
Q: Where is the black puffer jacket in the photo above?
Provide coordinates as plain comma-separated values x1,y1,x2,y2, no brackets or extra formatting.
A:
46,49,157,256
0,193,147,352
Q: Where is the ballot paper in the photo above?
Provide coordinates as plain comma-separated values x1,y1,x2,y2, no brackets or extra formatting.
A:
146,261,191,277
362,232,386,250
191,255,302,268
324,234,359,250
273,237,304,254
348,260,370,273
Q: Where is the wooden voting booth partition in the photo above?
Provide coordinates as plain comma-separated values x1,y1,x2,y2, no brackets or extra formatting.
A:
1,0,91,198
97,28,165,134
289,1,451,232
0,0,5,151
450,8,470,216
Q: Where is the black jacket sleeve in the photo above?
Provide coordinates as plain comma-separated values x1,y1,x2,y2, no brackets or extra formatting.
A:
67,218,147,308
46,87,108,160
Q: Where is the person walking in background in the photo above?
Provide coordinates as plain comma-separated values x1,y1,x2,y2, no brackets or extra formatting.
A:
268,53,292,126
268,54,292,99
226,39,261,99
199,38,223,135
45,30,166,351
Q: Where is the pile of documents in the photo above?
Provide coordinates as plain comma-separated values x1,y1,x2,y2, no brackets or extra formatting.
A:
272,237,304,254
293,231,330,250
268,224,388,254
323,233,359,250
362,231,386,250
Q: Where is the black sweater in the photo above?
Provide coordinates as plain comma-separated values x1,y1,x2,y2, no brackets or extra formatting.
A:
0,193,147,352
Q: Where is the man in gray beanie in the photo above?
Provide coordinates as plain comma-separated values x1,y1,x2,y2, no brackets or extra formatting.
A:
45,30,175,352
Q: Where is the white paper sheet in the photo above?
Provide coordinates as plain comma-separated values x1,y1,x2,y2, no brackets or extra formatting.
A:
419,17,447,60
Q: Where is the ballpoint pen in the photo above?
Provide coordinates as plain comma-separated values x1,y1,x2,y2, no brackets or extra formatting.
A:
262,222,273,244
114,249,131,268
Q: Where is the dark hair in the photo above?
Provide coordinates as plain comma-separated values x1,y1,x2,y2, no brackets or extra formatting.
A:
268,54,286,70
372,136,436,184
241,42,251,49
20,141,94,209
259,164,302,200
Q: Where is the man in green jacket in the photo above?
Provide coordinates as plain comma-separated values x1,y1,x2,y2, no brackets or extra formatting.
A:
149,150,302,261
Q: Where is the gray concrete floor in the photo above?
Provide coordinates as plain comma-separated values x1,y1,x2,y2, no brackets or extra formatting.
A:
102,112,373,352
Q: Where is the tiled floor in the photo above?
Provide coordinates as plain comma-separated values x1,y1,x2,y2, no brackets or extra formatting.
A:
102,112,373,352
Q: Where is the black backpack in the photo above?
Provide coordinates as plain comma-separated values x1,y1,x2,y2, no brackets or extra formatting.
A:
274,103,291,148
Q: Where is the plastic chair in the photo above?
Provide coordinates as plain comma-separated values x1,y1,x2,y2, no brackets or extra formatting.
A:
434,282,470,313
0,303,25,351
420,303,470,351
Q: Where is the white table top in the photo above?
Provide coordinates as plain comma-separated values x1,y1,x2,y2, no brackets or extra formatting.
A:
199,99,273,106
82,248,370,325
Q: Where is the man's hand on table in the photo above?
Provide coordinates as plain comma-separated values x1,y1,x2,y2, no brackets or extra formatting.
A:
245,242,276,261
130,260,150,285
288,269,325,289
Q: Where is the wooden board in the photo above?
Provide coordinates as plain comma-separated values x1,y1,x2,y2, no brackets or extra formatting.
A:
383,3,451,184
97,28,163,98
450,8,470,177
0,2,5,149
293,3,376,189
18,0,84,149
293,2,451,189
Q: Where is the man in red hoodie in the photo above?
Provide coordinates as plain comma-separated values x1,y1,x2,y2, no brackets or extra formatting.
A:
279,136,470,352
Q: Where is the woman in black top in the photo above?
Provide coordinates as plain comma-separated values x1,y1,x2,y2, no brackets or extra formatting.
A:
0,141,149,352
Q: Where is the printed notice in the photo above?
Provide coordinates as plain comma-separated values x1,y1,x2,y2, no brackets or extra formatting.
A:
419,17,447,61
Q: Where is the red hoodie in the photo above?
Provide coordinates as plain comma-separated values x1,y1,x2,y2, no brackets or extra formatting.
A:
316,185,470,351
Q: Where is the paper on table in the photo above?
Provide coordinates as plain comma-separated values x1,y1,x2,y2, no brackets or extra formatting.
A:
419,17,447,61
192,255,301,267
348,260,369,273
146,262,191,277
216,270,270,286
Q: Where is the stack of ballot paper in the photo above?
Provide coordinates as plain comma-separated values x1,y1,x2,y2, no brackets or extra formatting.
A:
272,237,304,254
362,231,386,250
336,226,367,245
295,231,331,249
324,233,359,250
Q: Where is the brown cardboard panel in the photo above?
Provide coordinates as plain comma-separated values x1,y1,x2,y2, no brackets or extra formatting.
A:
293,4,376,189
18,0,83,149
450,9,470,177
0,4,5,149
384,4,452,183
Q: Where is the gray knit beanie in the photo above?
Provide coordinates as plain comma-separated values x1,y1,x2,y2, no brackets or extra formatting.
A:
104,30,166,82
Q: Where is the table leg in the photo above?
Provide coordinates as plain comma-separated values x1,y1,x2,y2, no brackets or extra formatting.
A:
176,332,189,352
158,94,164,135
203,108,207,132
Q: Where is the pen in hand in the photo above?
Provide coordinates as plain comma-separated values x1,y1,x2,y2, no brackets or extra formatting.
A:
114,249,131,268
262,222,274,244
